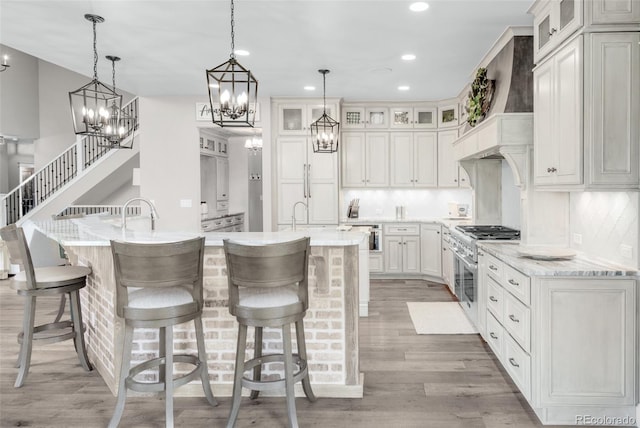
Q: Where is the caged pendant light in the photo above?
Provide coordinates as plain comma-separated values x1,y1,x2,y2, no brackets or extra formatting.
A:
310,69,339,153
69,14,122,138
206,0,258,128
100,55,136,149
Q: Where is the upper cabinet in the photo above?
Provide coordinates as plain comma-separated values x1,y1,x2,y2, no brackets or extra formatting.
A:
389,106,437,129
342,106,388,129
342,132,389,187
278,102,338,134
437,104,459,128
389,132,437,187
532,0,583,64
533,32,639,189
531,0,640,65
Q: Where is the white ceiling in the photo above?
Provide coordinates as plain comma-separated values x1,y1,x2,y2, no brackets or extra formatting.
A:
0,0,533,102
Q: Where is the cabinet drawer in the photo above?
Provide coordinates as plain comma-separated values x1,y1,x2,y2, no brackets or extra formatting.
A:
485,311,504,359
217,201,229,211
484,253,503,282
384,224,420,235
504,292,531,352
369,253,384,273
503,333,531,401
503,264,531,305
486,276,504,322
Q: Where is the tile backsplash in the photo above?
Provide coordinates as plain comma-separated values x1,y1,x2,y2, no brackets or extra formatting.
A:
570,192,638,269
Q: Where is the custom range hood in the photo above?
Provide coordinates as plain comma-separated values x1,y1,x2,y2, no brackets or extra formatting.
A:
454,27,534,189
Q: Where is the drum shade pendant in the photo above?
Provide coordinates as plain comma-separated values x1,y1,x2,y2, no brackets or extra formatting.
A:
206,0,258,127
100,55,136,149
310,69,339,153
69,14,122,138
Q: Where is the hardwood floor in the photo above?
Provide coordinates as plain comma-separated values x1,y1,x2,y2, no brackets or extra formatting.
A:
0,278,573,427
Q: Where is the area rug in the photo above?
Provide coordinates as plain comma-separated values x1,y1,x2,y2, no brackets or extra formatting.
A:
407,302,478,334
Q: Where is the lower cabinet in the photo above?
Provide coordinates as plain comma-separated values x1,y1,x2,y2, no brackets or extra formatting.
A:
477,246,637,425
420,224,441,277
369,253,384,273
383,224,420,274
441,228,455,294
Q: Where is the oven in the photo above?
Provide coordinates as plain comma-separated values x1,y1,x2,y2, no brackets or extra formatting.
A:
451,241,478,324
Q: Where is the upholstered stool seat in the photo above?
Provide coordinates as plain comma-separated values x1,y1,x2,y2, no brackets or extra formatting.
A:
223,237,316,428
108,237,217,428
0,224,93,388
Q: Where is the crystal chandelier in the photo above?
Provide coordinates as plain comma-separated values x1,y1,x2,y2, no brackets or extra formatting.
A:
69,14,122,138
310,69,339,153
206,0,258,127
100,55,135,149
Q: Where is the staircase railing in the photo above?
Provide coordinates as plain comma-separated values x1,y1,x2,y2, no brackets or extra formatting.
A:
54,204,141,219
1,97,139,226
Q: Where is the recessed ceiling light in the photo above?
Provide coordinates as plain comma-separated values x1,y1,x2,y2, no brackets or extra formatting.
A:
234,49,250,56
304,86,316,91
209,83,219,88
401,54,416,61
409,2,429,12
398,85,410,91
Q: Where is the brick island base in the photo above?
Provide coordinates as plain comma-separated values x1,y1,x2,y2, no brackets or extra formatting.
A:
65,244,363,398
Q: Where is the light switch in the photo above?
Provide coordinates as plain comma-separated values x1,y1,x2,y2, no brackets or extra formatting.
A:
572,233,582,245
620,245,633,259
180,199,192,208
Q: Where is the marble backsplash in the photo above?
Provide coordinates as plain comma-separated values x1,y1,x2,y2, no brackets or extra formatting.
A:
570,192,639,269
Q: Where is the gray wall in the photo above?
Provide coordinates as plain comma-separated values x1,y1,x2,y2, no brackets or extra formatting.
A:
0,45,40,139
1,141,35,193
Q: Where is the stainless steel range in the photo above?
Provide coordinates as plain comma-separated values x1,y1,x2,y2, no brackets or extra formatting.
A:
450,225,520,325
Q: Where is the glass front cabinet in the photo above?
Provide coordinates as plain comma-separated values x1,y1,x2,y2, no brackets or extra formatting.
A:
389,107,437,129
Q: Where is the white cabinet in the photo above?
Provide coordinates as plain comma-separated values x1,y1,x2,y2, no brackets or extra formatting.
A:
342,132,389,187
419,224,441,277
390,132,437,187
276,136,338,226
585,32,640,188
389,106,437,129
534,35,583,186
437,130,463,187
216,157,229,201
278,102,338,134
534,32,640,189
342,106,388,129
532,0,583,64
441,228,455,294
437,103,459,128
383,224,420,274
536,278,636,409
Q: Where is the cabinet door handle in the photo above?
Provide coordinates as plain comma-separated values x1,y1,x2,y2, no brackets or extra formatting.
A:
508,358,520,368
508,279,519,287
478,251,484,256
489,332,498,339
548,28,557,36
509,314,520,323
489,296,498,302
547,167,557,173
307,164,311,198
489,265,498,271
303,164,307,198
454,179,458,182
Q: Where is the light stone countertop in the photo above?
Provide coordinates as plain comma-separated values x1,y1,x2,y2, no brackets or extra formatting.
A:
32,216,367,248
479,242,639,277
341,217,474,228
201,212,244,222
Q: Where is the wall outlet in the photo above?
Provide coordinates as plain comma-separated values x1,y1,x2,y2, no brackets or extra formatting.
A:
620,244,633,259
179,199,192,208
572,233,582,245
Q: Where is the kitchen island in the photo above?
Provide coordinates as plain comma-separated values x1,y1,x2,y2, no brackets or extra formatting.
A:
32,216,367,398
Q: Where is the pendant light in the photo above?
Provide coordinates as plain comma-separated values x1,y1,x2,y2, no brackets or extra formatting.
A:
100,55,136,149
206,0,258,128
0,55,9,72
310,69,339,153
69,14,122,138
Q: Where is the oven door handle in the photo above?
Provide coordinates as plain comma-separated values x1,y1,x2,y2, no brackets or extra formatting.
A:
454,251,477,271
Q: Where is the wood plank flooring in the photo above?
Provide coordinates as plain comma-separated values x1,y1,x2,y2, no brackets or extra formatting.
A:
0,278,575,427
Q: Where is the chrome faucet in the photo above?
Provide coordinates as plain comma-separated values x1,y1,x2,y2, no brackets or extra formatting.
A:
291,201,308,231
121,197,160,231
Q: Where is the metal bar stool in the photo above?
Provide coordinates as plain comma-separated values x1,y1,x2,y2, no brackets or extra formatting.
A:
108,237,217,428
223,237,316,428
0,224,93,387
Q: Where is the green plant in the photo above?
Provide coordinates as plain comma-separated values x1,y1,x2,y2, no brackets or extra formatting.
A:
466,67,494,127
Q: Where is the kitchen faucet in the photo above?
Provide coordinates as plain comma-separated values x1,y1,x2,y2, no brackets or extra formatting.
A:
291,201,308,231
121,198,160,231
